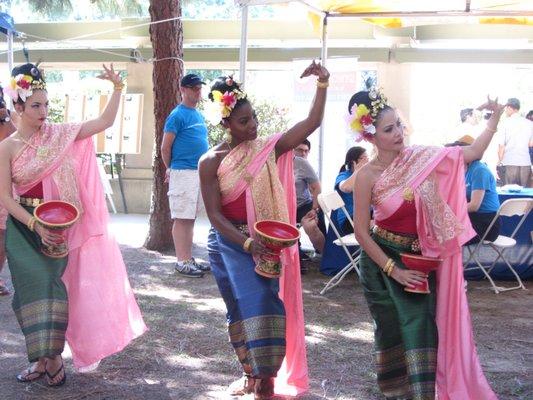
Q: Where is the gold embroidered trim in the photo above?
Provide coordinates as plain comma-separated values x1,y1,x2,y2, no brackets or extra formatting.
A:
18,197,44,207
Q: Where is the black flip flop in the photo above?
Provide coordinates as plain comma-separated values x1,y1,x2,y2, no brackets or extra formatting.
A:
46,362,66,387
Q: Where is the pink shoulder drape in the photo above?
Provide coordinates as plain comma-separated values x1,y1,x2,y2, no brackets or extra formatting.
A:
217,134,308,396
373,145,497,400
11,122,147,370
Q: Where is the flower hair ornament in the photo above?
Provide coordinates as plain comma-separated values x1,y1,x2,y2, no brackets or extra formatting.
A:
346,87,388,142
4,63,46,103
205,76,247,125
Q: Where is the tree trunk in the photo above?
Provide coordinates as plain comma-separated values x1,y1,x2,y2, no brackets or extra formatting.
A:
144,0,183,250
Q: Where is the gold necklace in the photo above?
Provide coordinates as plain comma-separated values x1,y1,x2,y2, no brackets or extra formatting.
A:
374,155,390,168
16,130,49,158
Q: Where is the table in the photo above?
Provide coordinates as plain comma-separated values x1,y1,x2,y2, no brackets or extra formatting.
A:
464,187,533,281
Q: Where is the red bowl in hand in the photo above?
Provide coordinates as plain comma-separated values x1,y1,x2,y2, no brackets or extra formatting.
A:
34,201,80,258
400,253,442,294
253,220,300,278
34,201,79,228
400,253,442,274
254,220,300,251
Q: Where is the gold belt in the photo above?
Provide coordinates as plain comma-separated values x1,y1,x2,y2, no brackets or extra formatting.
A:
233,223,250,236
373,225,417,247
18,197,45,207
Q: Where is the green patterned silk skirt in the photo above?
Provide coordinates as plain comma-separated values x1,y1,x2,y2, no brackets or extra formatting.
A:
5,206,69,362
359,233,437,400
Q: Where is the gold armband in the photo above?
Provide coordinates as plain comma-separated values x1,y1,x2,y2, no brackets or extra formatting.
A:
114,82,125,91
383,258,395,276
27,216,37,232
243,237,254,253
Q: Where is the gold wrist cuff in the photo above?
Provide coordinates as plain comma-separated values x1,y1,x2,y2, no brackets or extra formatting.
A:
114,82,125,91
243,237,254,253
27,216,37,232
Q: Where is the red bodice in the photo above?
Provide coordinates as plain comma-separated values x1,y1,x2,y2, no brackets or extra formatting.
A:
221,192,247,223
376,200,417,235
22,182,44,199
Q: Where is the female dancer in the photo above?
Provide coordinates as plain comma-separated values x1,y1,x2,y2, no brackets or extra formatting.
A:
0,63,146,386
199,60,329,399
351,88,502,399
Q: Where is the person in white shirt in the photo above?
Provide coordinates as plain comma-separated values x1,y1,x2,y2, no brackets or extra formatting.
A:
497,98,533,187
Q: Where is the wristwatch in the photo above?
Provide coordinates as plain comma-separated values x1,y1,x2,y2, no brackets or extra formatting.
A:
0,109,11,123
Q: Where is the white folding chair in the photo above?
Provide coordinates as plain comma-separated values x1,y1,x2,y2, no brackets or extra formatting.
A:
317,191,360,295
464,198,532,294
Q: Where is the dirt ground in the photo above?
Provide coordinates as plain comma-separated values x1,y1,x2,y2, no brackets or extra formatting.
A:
1,242,532,400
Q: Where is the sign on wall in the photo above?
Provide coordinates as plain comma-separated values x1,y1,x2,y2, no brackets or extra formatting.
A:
64,93,144,154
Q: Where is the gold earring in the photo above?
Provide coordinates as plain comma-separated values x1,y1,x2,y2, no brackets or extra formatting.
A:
225,131,232,143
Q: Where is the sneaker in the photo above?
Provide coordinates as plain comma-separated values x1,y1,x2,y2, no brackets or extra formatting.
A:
175,260,204,278
191,257,211,273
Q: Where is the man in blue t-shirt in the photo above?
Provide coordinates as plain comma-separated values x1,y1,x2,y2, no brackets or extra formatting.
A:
465,159,501,244
161,73,210,278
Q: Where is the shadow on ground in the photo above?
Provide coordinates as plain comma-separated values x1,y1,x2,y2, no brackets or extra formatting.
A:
1,242,531,399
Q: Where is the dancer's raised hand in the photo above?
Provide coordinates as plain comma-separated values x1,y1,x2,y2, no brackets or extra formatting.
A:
300,60,330,82
97,63,123,86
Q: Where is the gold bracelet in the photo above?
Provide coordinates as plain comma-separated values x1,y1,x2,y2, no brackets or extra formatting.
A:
386,262,395,277
243,237,254,253
27,216,36,232
114,82,125,91
383,258,394,275
316,80,329,89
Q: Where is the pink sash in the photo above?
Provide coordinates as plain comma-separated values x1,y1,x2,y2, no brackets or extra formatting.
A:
218,134,308,396
11,123,147,370
373,145,497,400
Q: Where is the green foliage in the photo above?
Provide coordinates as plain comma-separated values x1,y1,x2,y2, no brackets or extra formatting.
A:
47,96,65,123
6,0,278,21
89,0,144,18
44,70,63,83
198,96,290,147
27,0,73,18
79,70,101,80
186,69,230,83
180,0,276,19
8,0,146,20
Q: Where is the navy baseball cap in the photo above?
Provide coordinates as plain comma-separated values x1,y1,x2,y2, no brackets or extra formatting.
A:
180,73,205,88
505,98,520,110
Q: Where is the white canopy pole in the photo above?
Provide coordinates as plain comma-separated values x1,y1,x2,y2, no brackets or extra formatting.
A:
317,14,328,180
239,5,249,87
7,29,13,74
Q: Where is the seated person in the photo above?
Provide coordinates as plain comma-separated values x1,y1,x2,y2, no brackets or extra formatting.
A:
334,146,368,234
466,158,501,244
293,140,326,263
318,147,368,276
447,137,500,244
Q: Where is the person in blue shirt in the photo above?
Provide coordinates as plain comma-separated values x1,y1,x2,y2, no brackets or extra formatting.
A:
465,158,501,244
161,73,210,278
448,137,501,244
334,146,368,234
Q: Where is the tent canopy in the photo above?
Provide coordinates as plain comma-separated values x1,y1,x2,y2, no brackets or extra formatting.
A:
0,12,15,34
237,1,533,27
235,0,532,179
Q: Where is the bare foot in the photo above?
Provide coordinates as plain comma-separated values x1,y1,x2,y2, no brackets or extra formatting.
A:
16,359,46,382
